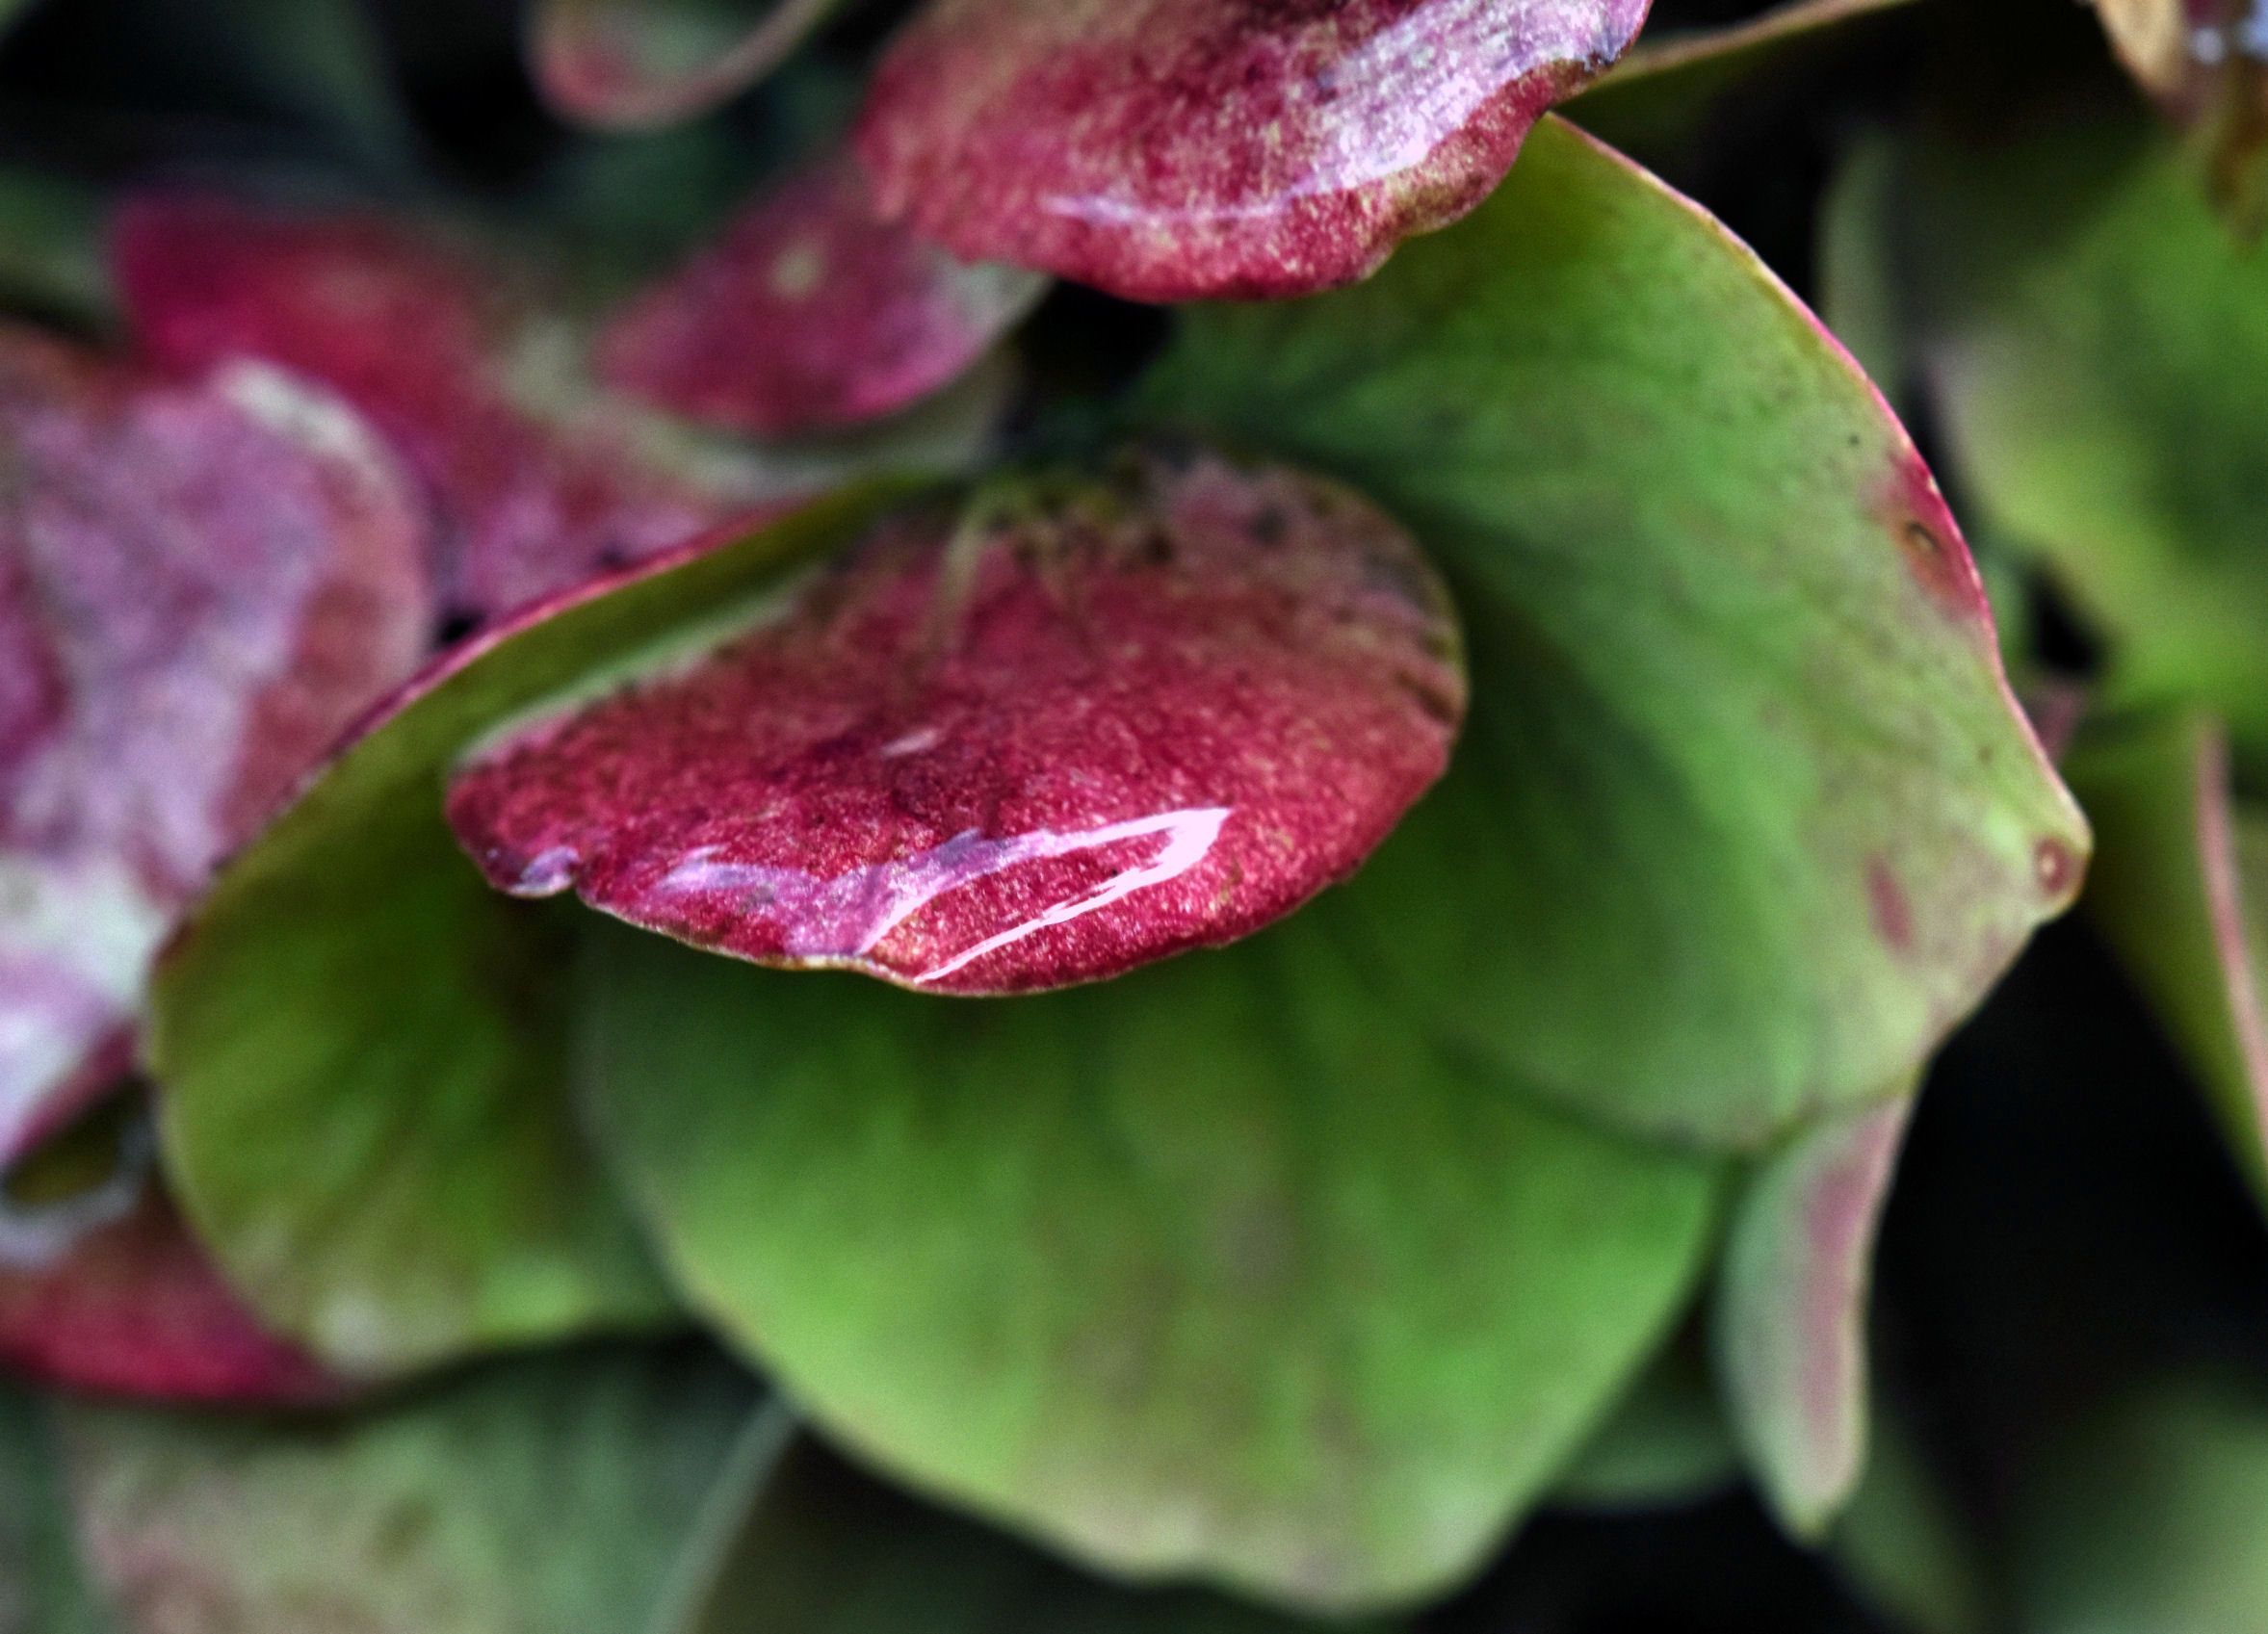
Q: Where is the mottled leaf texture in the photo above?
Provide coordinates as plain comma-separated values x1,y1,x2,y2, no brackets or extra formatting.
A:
449,453,1465,995
55,1345,760,1634
680,1434,1401,1634
145,492,910,1375
1140,118,2086,1148
0,326,427,1163
853,0,1651,300
0,1103,336,1403
2064,712,2268,1207
587,911,1721,1612
598,154,1045,439
111,195,772,622
1714,1094,1911,1538
1908,120,2268,751
533,0,842,129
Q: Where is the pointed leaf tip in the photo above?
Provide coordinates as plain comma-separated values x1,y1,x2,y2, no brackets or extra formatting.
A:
447,452,1466,994
852,0,1650,300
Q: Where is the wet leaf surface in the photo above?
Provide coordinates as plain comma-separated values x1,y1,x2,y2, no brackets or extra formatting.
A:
532,0,843,130
449,452,1465,995
147,490,911,1375
585,907,1722,1611
1713,1093,1910,1538
598,154,1045,440
1140,117,2086,1149
0,327,428,1163
853,0,1650,300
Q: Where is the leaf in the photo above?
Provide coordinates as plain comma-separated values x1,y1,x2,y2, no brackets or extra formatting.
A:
1713,1094,1911,1538
0,1101,338,1404
447,452,1465,996
532,0,842,130
109,195,945,624
1550,1336,1737,1513
1827,1412,1994,1634
1573,0,1919,163
597,153,1046,439
0,1388,116,1634
851,0,1649,301
0,327,429,1163
145,488,909,1376
1906,119,2268,751
585,906,1722,1612
1139,117,2087,1149
2015,1372,2268,1633
679,1434,1398,1634
2095,0,2268,220
55,1343,762,1634
2062,711,2268,1205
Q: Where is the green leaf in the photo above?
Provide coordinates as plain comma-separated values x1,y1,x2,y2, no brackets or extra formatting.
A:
147,487,912,1376
53,1344,760,1634
1713,1094,1911,1538
1549,1336,1738,1513
684,1436,1397,1634
1907,119,2268,752
1572,0,1919,167
1139,117,2086,1151
585,908,1722,1613
0,1388,116,1634
2016,1373,2268,1634
2063,711,2268,1206
1828,1412,1994,1634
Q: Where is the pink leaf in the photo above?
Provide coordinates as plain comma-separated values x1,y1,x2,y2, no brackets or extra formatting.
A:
0,329,428,1161
599,155,1046,439
446,451,1466,993
853,0,1651,300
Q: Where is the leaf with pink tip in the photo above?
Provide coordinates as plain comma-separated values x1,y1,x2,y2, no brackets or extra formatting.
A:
851,0,1652,301
446,451,1465,995
0,1105,338,1406
0,328,428,1165
598,155,1046,440
2064,712,2268,1210
109,195,980,625
532,0,843,130
1713,1093,1912,1539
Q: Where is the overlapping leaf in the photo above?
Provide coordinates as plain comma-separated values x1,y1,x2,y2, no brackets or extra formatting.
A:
147,493,910,1375
597,154,1045,439
448,453,1465,994
1141,117,2085,1148
0,328,428,1162
853,0,1651,299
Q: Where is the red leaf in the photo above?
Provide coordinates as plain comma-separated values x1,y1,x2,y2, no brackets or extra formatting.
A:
599,155,1045,439
111,195,749,623
447,452,1466,993
854,0,1651,300
0,329,428,1160
0,1111,340,1404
